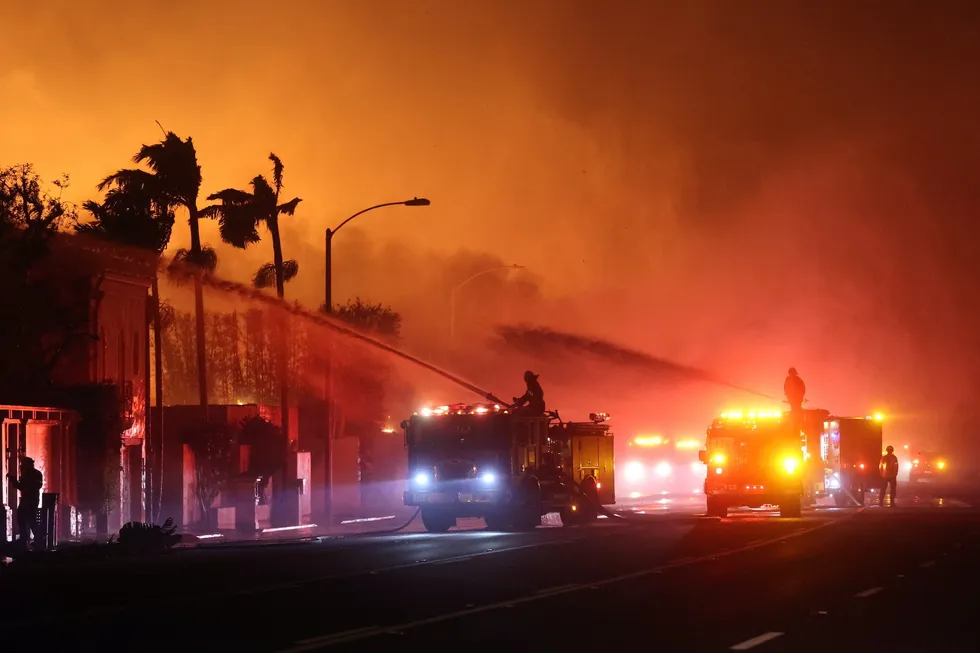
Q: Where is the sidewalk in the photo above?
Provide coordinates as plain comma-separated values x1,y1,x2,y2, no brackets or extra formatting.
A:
175,508,423,548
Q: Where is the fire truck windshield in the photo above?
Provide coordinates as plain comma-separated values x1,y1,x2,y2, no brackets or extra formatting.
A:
411,415,507,450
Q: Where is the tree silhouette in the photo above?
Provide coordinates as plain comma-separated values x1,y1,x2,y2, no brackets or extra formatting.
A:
76,184,175,521
99,130,215,409
0,164,89,391
204,153,302,445
204,153,302,296
326,297,402,341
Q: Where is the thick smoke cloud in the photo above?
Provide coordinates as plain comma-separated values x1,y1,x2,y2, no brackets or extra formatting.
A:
4,0,980,450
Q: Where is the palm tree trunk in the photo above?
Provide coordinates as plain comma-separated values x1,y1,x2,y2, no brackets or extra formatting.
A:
269,220,290,444
152,275,165,522
187,204,209,411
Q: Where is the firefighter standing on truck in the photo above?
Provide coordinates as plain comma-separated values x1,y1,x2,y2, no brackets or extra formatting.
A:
513,370,546,415
784,367,806,412
879,445,900,507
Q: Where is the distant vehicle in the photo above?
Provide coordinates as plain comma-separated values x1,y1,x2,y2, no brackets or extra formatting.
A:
909,451,950,483
619,433,704,499
401,403,615,532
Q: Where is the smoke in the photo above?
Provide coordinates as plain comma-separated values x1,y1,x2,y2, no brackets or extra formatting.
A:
5,1,980,450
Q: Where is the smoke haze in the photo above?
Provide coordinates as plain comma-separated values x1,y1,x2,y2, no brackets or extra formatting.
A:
4,0,980,447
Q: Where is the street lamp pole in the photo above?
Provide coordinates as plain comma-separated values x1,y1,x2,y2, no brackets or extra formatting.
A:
321,197,429,523
449,264,526,344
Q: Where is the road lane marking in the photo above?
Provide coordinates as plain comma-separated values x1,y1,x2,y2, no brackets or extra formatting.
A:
730,632,784,650
533,583,581,596
275,510,860,650
854,587,882,598
0,534,592,629
919,560,936,568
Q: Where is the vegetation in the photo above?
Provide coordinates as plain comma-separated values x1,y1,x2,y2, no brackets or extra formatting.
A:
0,164,94,393
182,421,236,528
99,131,215,409
3,130,409,538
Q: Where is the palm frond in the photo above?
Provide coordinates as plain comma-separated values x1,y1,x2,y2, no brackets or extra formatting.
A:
165,248,193,286
249,175,276,206
269,153,284,195
277,197,302,216
253,262,277,289
199,244,218,273
198,205,223,220
206,188,252,204
217,202,261,249
97,168,155,193
282,259,299,283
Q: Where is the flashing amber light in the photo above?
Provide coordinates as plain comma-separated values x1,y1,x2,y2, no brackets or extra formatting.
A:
675,439,701,449
937,461,946,470
720,410,781,420
866,413,885,422
859,463,865,469
633,435,664,447
710,453,726,465
782,456,800,474
912,459,920,466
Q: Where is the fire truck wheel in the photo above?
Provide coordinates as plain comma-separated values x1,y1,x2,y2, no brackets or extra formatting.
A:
780,495,802,518
420,508,456,533
705,496,728,518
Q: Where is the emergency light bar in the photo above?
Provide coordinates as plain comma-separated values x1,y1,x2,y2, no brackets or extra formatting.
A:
719,410,783,420
417,403,508,417
632,435,664,447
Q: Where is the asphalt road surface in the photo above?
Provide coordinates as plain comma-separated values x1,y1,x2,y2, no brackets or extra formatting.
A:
1,483,977,652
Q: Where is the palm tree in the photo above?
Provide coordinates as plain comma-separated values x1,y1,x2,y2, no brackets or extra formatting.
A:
204,153,302,295
99,131,215,410
78,185,175,522
204,153,301,445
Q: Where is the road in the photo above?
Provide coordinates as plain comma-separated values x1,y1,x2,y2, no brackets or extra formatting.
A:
0,483,977,652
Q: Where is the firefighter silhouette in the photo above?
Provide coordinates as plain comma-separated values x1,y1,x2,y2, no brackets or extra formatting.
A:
784,367,806,412
879,445,899,507
9,457,43,547
513,370,545,415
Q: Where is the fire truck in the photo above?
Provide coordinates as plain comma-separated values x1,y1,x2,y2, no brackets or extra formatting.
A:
810,412,884,506
700,409,885,517
700,410,804,518
620,433,704,499
401,402,616,532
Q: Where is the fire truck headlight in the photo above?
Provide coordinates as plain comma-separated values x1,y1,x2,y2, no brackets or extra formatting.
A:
655,461,671,477
481,472,496,484
624,461,645,483
782,457,800,474
414,472,430,486
937,461,946,470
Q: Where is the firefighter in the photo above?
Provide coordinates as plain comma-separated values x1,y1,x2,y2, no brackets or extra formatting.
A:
784,367,806,412
879,445,900,507
8,457,43,547
513,370,545,415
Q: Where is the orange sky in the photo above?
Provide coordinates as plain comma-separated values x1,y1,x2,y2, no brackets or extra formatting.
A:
4,0,980,442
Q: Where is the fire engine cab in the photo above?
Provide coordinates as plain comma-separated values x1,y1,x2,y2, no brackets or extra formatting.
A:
402,402,616,532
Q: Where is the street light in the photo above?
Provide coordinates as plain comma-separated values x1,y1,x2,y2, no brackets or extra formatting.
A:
449,264,526,343
323,197,430,313
320,197,429,525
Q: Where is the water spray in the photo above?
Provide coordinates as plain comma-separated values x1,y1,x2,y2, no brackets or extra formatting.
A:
495,325,779,400
166,261,507,404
